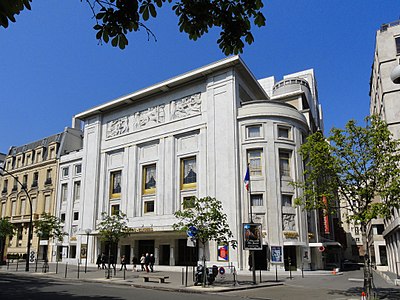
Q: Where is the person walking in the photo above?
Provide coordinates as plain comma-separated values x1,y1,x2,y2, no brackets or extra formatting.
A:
96,254,102,269
144,253,150,272
120,255,127,271
140,254,145,271
132,256,138,272
101,253,107,269
149,253,155,272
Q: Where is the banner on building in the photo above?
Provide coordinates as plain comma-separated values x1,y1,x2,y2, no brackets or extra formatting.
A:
243,223,262,250
80,244,87,259
217,243,229,261
270,245,283,264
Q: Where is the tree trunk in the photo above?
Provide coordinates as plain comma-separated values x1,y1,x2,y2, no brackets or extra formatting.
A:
361,224,373,299
202,242,207,287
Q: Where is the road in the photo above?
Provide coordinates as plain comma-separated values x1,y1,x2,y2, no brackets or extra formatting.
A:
1,269,399,300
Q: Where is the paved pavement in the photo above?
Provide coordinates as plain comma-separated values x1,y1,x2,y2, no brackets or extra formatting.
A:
1,261,399,295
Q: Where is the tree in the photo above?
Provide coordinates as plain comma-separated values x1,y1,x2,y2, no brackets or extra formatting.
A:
0,0,266,55
173,196,236,285
294,116,400,299
0,218,15,264
97,211,130,278
34,213,68,261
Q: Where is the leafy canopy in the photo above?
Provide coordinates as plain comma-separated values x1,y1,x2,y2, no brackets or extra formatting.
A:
0,218,15,239
0,0,266,55
295,116,400,225
97,211,130,243
173,196,237,248
34,213,68,242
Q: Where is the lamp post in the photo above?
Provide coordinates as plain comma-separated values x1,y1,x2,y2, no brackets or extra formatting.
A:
0,166,33,272
84,228,92,273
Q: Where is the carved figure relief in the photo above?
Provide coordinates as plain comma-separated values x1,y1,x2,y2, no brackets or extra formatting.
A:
282,214,296,231
133,105,165,129
171,93,201,119
106,116,129,138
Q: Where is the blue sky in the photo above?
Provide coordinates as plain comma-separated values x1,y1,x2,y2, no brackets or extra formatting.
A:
1,1,399,154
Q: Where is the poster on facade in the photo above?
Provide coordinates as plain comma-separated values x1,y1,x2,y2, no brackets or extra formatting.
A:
217,243,229,261
80,244,87,259
270,245,283,264
243,223,262,250
302,246,311,263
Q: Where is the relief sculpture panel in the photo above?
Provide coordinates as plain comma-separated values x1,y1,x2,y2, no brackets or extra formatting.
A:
106,116,129,138
170,93,201,119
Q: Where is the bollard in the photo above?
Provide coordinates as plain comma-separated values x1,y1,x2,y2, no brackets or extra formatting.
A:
185,265,188,287
7,260,9,270
77,262,80,279
259,268,262,283
56,259,59,274
16,259,19,272
123,268,126,280
181,268,184,285
275,264,278,282
301,263,304,278
35,258,38,273
65,262,68,278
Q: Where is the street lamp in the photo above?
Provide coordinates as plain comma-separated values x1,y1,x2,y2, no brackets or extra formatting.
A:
84,228,92,273
0,166,33,272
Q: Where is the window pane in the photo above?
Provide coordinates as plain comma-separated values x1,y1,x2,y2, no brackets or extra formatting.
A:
62,184,68,202
74,182,81,202
144,201,154,213
144,165,156,191
182,157,197,187
251,194,263,206
396,37,400,55
279,151,291,177
278,127,290,139
247,125,261,138
282,195,292,207
248,150,262,176
110,171,121,197
75,164,82,174
183,196,195,209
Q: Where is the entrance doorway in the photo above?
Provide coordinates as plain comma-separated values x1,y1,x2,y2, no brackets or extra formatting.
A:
254,245,268,270
138,240,154,258
159,245,170,265
284,246,297,271
120,245,131,264
177,239,198,266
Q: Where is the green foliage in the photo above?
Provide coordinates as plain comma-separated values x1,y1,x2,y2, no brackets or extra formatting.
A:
0,0,31,28
294,116,400,226
97,211,130,243
173,196,237,248
86,0,266,54
34,213,68,242
0,218,15,239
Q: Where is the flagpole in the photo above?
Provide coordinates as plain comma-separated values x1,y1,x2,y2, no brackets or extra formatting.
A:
245,163,256,284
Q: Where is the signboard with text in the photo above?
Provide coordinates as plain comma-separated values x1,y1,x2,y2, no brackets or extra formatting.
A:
243,223,262,250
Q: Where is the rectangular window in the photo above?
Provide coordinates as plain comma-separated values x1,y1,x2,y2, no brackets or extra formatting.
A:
1,202,5,218
62,167,69,177
279,150,291,177
73,211,79,220
61,184,68,202
110,171,122,199
181,157,197,189
250,194,263,206
22,175,28,188
2,179,8,193
354,227,360,235
70,245,77,258
12,178,18,191
73,181,81,202
11,201,16,216
32,172,38,188
143,164,156,195
278,126,290,139
111,204,120,216
45,169,52,184
183,196,195,209
144,201,155,213
20,199,26,216
396,37,400,55
75,164,82,175
282,195,293,207
60,213,66,222
248,149,262,176
247,125,261,138
44,195,51,213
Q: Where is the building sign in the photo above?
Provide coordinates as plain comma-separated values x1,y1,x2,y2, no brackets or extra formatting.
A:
80,244,87,259
271,245,283,264
217,243,229,261
322,195,330,234
243,223,262,250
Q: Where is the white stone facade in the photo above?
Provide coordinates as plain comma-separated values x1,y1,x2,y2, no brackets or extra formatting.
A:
63,56,325,270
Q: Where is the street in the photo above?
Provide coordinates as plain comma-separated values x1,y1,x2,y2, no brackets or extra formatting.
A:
0,269,399,299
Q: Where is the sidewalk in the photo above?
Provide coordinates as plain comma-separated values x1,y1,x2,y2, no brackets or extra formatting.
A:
1,261,386,293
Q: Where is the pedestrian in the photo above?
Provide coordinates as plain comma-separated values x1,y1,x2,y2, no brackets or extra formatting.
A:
120,255,127,271
140,254,145,271
248,253,253,271
149,253,155,272
101,253,106,269
96,254,102,269
144,253,150,272
132,256,138,272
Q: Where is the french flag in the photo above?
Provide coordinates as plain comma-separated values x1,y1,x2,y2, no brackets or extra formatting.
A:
244,166,250,191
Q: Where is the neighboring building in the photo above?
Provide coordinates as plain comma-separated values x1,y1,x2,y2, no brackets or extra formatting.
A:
369,20,400,272
0,128,82,261
54,149,83,264
69,56,332,271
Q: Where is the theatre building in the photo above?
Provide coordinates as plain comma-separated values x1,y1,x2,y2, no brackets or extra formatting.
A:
71,56,328,270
